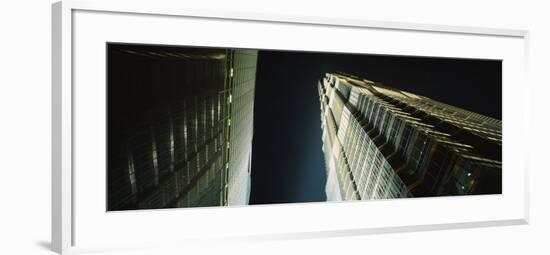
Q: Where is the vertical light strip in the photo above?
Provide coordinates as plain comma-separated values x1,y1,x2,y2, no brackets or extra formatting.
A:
127,149,137,194
168,107,175,173
150,124,159,186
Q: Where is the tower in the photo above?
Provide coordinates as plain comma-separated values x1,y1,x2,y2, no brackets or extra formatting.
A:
319,72,501,201
107,44,257,210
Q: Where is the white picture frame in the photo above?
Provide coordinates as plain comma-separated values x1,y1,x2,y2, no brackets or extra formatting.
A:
52,1,529,254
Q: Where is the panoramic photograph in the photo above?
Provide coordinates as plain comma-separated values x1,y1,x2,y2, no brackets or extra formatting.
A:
107,43,502,211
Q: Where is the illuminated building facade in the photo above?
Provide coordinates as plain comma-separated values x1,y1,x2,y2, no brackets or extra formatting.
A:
319,72,502,201
107,44,257,210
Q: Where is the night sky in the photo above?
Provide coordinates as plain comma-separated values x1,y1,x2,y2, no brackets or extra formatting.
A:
249,50,501,205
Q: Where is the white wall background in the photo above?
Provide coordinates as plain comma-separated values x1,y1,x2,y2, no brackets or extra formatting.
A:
0,0,547,254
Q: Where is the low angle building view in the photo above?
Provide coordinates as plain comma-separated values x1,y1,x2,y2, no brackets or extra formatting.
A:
107,44,502,210
319,72,502,201
107,44,257,210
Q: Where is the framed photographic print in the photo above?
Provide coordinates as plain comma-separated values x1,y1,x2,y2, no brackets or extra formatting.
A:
52,1,529,254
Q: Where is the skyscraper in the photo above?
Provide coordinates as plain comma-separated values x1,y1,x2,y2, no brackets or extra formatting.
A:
319,72,501,201
107,44,257,210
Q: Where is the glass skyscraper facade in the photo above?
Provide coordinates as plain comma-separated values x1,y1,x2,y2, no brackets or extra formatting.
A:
319,72,502,201
107,44,257,210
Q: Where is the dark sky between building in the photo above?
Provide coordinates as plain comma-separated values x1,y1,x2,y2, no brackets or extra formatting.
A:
249,50,502,205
